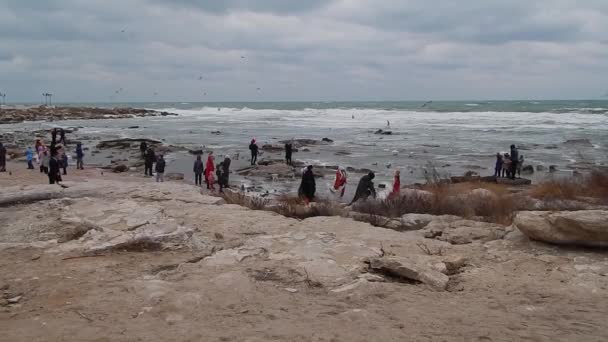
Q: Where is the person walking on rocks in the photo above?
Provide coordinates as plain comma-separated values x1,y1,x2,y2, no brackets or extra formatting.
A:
298,165,316,205
60,149,69,175
331,166,347,198
144,147,155,176
205,151,216,191
26,147,35,170
249,138,259,166
0,143,6,172
193,155,204,186
48,151,61,184
285,141,293,165
502,153,511,178
350,172,377,205
155,155,166,182
510,145,519,180
41,150,50,174
75,143,84,170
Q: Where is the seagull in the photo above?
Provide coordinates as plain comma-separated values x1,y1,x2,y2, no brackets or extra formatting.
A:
421,101,432,108
256,87,261,91
121,29,125,33
198,76,203,80
153,92,158,96
240,56,245,59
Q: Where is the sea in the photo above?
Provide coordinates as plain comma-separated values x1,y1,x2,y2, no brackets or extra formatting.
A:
3,100,608,196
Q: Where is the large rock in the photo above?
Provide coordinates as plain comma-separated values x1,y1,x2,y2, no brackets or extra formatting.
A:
513,210,608,247
369,256,449,290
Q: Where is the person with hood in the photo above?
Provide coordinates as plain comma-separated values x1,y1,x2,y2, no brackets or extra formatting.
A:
510,144,519,179
26,147,35,169
205,151,216,191
48,150,61,184
298,165,316,204
0,143,6,172
155,154,166,182
494,153,503,177
144,147,155,176
285,141,293,165
389,170,401,199
51,128,57,145
222,155,231,188
193,155,204,186
41,150,50,174
76,143,84,170
350,172,377,205
140,141,148,158
331,166,348,198
249,139,259,166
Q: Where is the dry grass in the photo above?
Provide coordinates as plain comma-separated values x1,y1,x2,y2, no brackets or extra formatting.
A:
221,191,270,210
531,169,608,202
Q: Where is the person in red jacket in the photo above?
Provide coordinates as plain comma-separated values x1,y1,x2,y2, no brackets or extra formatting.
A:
389,170,401,199
331,166,348,198
205,152,216,191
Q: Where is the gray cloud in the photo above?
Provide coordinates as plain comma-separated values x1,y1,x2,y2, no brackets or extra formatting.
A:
1,0,607,102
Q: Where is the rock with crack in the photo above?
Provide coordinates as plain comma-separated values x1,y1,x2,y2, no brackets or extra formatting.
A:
368,256,449,291
514,210,608,248
399,214,461,231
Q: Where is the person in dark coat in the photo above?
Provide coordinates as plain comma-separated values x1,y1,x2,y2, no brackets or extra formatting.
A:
140,141,148,158
494,153,503,177
285,142,293,165
249,139,259,166
0,143,6,172
61,152,68,175
350,172,377,205
510,144,519,179
155,155,165,182
216,162,224,193
51,128,58,145
144,147,155,176
59,128,66,145
222,155,231,188
193,155,204,186
48,151,61,184
298,165,316,204
76,143,84,170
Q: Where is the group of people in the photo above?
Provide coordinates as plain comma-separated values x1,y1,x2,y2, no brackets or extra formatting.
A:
192,151,231,192
494,145,522,179
298,165,401,205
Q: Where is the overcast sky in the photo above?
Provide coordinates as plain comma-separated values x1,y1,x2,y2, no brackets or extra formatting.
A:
1,0,607,102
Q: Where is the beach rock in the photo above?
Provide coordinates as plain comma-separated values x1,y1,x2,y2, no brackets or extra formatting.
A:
188,149,204,155
368,256,449,291
97,138,161,150
322,138,334,143
564,139,593,147
421,219,507,245
279,139,324,147
521,165,534,174
399,214,460,230
113,164,129,173
262,144,284,152
374,129,392,135
514,210,608,248
536,165,546,171
128,126,140,129
549,165,558,172
165,173,185,181
334,151,351,156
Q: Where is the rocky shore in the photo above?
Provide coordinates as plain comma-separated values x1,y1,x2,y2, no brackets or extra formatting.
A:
0,106,178,124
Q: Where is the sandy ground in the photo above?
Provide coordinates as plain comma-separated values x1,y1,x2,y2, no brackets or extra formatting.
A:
0,161,607,342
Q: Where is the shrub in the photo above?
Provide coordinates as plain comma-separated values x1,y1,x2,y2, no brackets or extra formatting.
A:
530,168,608,202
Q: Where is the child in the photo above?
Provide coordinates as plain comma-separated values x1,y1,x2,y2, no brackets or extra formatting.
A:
502,153,512,178
76,143,84,170
26,147,35,169
494,153,503,177
41,151,50,174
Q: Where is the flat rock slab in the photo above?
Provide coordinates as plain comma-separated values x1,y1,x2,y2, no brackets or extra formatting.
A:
369,256,449,291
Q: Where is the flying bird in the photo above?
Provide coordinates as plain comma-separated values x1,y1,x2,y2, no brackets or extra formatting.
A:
240,56,245,59
198,75,203,80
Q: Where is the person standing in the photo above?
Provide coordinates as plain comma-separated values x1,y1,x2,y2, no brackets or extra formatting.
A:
61,151,69,175
331,166,347,198
298,165,316,204
350,172,377,205
517,154,524,177
510,145,519,179
216,162,224,193
26,147,35,169
140,141,148,158
502,153,512,178
144,147,155,176
205,151,216,191
48,151,61,184
390,170,401,199
59,128,66,145
222,155,231,188
249,139,259,166
0,143,6,172
51,128,58,145
494,153,503,177
285,141,293,165
41,151,50,174
155,155,166,182
193,155,204,186
75,143,84,170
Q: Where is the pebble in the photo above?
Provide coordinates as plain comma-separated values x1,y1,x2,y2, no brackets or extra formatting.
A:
284,288,298,293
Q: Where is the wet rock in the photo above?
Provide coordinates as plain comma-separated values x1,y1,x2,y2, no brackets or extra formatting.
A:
514,210,608,248
165,173,184,181
188,149,204,155
334,151,351,156
374,129,392,135
322,138,334,143
128,126,140,129
521,165,534,174
536,165,546,171
369,256,449,291
113,164,129,173
262,144,284,152
564,139,593,147
549,165,558,172
97,138,161,150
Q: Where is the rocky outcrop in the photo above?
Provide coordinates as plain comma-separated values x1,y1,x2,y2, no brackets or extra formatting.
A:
0,106,178,124
421,219,508,245
514,210,608,247
368,256,450,290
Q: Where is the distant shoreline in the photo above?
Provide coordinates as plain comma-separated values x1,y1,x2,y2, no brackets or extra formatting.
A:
0,106,178,124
